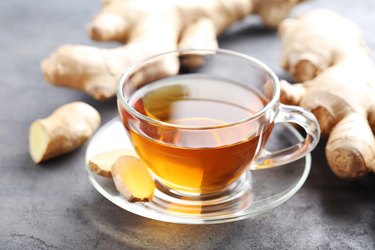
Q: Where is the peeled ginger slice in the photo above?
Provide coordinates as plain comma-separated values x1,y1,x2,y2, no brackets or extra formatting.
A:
88,149,134,178
111,156,155,202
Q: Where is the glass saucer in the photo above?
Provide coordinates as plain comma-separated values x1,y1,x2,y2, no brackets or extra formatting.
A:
85,117,311,224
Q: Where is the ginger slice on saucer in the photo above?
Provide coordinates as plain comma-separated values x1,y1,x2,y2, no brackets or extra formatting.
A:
88,149,134,178
112,156,155,202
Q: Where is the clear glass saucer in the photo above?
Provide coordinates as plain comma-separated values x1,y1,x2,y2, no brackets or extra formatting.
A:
85,117,311,224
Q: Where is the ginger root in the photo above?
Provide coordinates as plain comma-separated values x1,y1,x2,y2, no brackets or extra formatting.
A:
42,0,304,100
279,9,375,178
111,156,155,202
29,102,100,163
88,149,135,177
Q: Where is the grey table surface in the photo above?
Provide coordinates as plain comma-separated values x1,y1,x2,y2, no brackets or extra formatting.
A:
1,0,374,249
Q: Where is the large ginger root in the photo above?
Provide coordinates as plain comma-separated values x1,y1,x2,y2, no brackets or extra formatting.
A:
279,9,375,178
42,0,304,100
29,102,101,163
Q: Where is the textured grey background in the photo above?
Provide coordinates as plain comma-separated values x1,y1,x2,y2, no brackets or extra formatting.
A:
1,0,374,249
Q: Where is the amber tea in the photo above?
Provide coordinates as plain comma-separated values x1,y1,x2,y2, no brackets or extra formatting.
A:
119,76,273,194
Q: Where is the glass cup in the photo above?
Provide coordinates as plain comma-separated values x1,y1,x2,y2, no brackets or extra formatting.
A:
116,49,320,197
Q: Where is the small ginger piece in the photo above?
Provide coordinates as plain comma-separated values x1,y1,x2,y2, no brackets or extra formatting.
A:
279,9,375,178
88,149,135,177
41,0,305,100
111,156,155,202
29,102,100,163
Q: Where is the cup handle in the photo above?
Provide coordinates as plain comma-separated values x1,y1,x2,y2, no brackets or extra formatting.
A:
251,104,320,170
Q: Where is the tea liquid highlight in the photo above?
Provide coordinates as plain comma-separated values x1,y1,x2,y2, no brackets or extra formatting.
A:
124,76,272,194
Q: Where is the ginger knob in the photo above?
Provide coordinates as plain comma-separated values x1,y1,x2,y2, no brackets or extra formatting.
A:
278,9,375,178
29,102,100,163
111,156,155,202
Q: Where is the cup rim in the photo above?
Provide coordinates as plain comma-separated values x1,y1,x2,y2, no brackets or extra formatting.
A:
116,49,280,130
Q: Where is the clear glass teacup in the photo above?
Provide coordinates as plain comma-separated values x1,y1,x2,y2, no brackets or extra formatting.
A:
117,49,320,196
